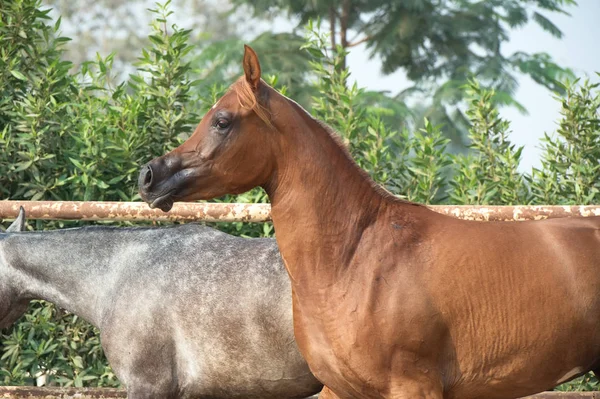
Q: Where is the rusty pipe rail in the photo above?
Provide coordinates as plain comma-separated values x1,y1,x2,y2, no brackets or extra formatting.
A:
433,205,600,221
0,387,126,398
1,201,600,223
0,201,271,223
0,387,595,398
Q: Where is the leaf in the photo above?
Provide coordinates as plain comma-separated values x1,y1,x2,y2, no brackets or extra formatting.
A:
30,191,45,201
532,12,563,38
71,356,84,369
9,70,27,81
13,161,33,172
107,175,126,184
69,158,84,170
148,35,165,46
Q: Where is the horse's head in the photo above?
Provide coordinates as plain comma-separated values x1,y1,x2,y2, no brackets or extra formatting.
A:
139,45,281,212
0,207,30,329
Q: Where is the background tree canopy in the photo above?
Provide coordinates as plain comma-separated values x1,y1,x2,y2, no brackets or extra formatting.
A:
1,0,599,392
44,0,577,149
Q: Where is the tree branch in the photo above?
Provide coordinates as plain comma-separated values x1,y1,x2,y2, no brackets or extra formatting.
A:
340,0,350,48
347,35,372,48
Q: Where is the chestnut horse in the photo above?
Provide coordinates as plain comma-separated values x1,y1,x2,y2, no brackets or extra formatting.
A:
139,46,600,399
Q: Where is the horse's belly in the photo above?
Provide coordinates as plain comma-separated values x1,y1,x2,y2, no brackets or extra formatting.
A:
448,322,600,399
295,281,600,399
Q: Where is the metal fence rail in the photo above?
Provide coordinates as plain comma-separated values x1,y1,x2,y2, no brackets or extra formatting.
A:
0,387,596,398
0,201,271,223
1,201,600,223
0,387,126,398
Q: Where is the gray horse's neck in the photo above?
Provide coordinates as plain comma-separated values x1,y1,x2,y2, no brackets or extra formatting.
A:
1,227,134,328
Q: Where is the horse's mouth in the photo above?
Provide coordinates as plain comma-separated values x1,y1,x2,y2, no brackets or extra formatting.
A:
149,193,174,212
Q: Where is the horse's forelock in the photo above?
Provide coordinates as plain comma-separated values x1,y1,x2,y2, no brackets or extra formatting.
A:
233,78,272,127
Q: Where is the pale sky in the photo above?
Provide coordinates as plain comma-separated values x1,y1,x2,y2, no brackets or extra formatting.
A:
345,0,600,171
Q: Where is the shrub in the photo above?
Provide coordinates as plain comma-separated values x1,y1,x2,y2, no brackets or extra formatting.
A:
449,81,529,205
530,78,600,205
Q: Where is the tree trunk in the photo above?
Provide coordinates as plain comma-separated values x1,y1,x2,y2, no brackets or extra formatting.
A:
329,6,336,50
339,0,350,71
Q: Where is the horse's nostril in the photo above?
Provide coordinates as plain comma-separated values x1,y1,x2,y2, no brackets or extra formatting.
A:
142,165,153,188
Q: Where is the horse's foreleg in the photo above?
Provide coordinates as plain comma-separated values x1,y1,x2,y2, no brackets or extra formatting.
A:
319,386,342,399
387,376,444,399
319,379,444,399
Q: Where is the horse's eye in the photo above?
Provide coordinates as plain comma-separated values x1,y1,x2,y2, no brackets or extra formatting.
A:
216,118,231,130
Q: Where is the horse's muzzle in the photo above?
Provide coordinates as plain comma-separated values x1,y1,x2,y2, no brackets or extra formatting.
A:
139,164,154,191
138,157,181,212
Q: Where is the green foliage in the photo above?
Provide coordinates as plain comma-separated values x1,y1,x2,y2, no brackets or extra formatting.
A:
402,120,451,204
530,78,600,205
134,0,199,156
0,0,76,201
449,81,528,205
1,0,600,392
555,373,600,393
1,301,117,387
302,21,393,177
49,0,579,152
301,21,452,204
232,0,576,147
189,31,316,108
0,0,197,205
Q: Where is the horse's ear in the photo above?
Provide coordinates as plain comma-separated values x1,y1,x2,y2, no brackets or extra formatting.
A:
243,44,261,92
6,207,26,232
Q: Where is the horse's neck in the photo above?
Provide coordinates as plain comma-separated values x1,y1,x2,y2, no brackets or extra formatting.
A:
2,230,121,328
267,107,388,281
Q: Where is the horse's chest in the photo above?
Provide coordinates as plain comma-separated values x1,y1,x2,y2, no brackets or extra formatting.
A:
291,275,436,397
293,309,376,397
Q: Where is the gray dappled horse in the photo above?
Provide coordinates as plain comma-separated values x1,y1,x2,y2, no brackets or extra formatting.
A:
0,208,322,399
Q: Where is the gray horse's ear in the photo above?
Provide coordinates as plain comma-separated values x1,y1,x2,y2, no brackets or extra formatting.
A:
6,207,26,232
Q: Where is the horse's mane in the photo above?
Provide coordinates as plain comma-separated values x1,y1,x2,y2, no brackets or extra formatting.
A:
278,93,418,206
313,118,419,206
232,77,420,207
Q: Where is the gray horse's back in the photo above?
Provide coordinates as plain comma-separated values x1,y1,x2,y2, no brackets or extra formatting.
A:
87,224,320,398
